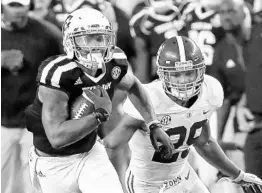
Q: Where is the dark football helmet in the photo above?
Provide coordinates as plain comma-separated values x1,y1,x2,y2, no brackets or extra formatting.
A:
156,36,206,100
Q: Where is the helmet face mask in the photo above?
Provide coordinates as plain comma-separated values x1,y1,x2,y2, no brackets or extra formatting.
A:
157,36,206,101
62,7,115,77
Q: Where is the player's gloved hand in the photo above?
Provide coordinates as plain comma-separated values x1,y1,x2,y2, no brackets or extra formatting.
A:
219,170,262,193
233,171,262,193
148,121,175,159
84,86,112,122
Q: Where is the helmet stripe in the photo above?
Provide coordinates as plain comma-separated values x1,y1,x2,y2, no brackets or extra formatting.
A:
176,36,186,62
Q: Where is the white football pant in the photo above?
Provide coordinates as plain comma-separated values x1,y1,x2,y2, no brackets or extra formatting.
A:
29,141,123,193
125,162,210,193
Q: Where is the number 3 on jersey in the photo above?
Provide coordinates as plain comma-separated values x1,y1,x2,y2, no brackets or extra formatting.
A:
152,119,207,163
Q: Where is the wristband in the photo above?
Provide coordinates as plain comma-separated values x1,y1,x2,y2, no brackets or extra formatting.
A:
94,108,109,123
148,120,161,131
232,170,244,182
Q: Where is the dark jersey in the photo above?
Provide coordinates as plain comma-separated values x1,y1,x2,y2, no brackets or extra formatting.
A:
130,3,184,60
179,2,225,71
25,47,128,155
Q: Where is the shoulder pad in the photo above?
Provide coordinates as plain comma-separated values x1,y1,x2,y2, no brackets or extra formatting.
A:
123,81,163,120
111,47,128,66
204,75,224,109
112,47,127,60
37,55,79,92
143,80,163,109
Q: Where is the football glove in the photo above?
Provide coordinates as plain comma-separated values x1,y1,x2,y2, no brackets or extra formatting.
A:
219,170,262,193
233,171,262,193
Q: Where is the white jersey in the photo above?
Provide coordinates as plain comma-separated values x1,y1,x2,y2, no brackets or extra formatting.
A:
123,75,224,182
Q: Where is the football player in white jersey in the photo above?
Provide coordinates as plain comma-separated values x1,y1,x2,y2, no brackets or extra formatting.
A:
103,36,262,193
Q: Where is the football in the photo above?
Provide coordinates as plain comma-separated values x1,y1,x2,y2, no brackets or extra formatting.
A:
70,88,101,119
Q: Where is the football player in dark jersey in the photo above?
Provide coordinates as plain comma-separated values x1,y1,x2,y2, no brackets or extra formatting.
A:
25,7,174,193
178,0,225,73
129,0,184,83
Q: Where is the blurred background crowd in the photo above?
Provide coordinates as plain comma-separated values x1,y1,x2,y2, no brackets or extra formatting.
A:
1,0,262,193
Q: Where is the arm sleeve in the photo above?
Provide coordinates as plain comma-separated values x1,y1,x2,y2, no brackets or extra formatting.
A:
111,47,129,83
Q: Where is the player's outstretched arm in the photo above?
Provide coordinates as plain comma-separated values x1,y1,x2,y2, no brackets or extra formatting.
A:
39,86,103,149
194,120,262,190
194,120,240,178
118,69,174,157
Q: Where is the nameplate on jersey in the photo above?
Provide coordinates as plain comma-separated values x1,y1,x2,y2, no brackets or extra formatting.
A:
163,175,182,190
82,82,112,91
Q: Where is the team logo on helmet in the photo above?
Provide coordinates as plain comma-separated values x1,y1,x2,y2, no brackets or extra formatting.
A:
186,113,192,118
111,66,121,79
160,115,171,125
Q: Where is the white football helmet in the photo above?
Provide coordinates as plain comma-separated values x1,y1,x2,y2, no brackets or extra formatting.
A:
62,7,115,71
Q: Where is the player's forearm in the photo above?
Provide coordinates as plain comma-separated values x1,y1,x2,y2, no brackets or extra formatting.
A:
103,115,143,149
47,113,100,149
128,78,157,123
195,137,240,179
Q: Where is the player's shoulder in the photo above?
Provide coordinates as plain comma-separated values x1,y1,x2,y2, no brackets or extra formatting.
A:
111,47,128,66
144,80,163,93
37,54,80,88
202,74,224,108
122,80,163,120
143,80,164,108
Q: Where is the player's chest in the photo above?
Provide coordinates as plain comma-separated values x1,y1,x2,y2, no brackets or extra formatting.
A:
159,110,206,139
74,64,124,98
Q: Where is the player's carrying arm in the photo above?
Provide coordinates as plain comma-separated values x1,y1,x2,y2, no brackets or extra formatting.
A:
117,65,174,157
39,85,111,149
